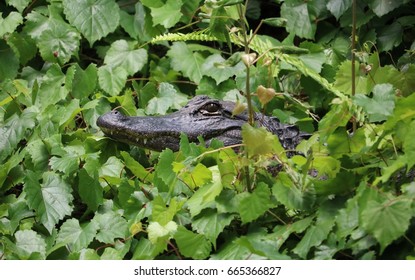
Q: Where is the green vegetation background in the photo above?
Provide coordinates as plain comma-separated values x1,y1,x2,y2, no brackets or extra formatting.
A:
1,0,415,260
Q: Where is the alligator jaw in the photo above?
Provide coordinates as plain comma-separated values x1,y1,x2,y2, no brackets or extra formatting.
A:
96,99,245,151
96,95,309,152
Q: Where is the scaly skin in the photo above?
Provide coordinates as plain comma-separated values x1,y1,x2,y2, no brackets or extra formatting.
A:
96,95,310,152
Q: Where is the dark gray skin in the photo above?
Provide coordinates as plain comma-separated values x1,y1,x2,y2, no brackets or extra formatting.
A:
96,95,310,152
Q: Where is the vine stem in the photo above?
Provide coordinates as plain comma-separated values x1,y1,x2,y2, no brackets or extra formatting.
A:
351,0,357,133
238,1,253,192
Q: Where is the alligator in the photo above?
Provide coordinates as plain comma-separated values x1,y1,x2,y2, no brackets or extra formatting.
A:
96,95,310,153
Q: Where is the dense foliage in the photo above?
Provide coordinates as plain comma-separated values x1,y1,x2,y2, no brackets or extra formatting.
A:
1,0,415,260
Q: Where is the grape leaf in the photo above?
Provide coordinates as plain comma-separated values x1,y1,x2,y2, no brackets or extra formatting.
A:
192,209,235,248
238,183,273,224
98,65,128,96
0,11,23,36
145,82,188,115
167,42,205,83
6,0,31,12
104,40,148,75
92,212,128,244
281,0,316,39
151,196,183,226
150,0,183,28
63,0,120,46
201,54,244,85
241,124,286,159
186,167,223,217
353,83,395,122
0,109,36,163
174,226,211,260
147,221,177,244
78,169,103,211
120,151,153,182
56,218,99,252
38,20,80,64
377,22,403,52
120,2,162,41
36,64,68,110
24,171,74,233
15,229,46,259
0,40,19,80
367,0,403,17
334,60,369,95
360,197,412,252
272,172,315,211
327,0,352,19
68,64,98,100
403,120,415,169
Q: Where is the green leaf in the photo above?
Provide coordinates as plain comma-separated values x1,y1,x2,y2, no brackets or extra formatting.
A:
353,83,395,122
63,0,120,46
360,195,412,252
272,172,315,211
377,22,403,52
15,229,46,259
151,196,183,226
0,109,36,163
99,156,124,178
173,162,212,190
0,11,23,36
6,0,31,13
273,216,314,250
67,63,98,100
210,238,255,260
334,60,368,95
78,169,103,211
238,183,273,224
367,0,404,17
292,203,337,258
98,65,128,96
167,42,205,83
318,102,352,142
145,82,188,115
49,154,79,175
327,0,352,19
120,151,153,182
201,54,244,85
174,226,211,259
56,218,99,252
186,167,223,217
281,0,316,39
192,209,235,248
241,124,285,159
154,148,176,192
38,20,80,64
120,2,162,41
6,32,37,65
132,238,166,260
92,212,128,244
384,93,415,131
403,120,415,169
150,0,183,28
24,171,73,233
0,40,19,80
36,64,68,110
104,40,148,75
147,221,177,244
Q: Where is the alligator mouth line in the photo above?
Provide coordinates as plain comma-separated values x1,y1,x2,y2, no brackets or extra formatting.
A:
96,95,309,153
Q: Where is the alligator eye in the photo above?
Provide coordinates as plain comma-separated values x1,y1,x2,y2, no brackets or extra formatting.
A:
200,102,221,115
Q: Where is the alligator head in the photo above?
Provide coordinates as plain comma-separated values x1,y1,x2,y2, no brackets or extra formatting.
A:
96,95,310,152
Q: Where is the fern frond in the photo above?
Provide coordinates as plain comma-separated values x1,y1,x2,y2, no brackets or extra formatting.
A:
151,31,218,44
